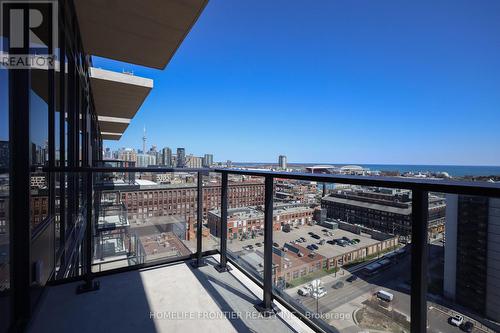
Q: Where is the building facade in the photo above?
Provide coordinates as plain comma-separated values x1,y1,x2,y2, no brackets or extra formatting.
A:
162,147,172,167
321,189,446,237
444,195,500,323
207,204,314,240
118,181,265,223
203,154,213,167
186,155,202,168
278,155,287,170
136,153,156,167
176,148,186,167
118,148,138,163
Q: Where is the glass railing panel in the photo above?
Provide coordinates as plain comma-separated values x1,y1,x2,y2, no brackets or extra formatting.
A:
273,181,412,332
221,174,266,283
92,170,200,272
201,171,220,252
426,192,500,333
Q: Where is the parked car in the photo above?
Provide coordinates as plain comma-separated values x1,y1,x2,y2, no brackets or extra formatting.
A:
311,234,321,240
312,287,327,299
449,314,464,327
300,237,306,242
255,242,262,247
332,281,344,289
319,239,326,245
304,284,313,292
311,244,319,250
322,229,329,232
459,321,473,333
327,240,336,245
308,232,315,235
342,236,350,241
273,242,279,247
346,275,358,283
246,245,254,250
307,245,315,251
297,287,310,296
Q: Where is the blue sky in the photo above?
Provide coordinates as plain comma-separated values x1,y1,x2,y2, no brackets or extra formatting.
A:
97,0,500,165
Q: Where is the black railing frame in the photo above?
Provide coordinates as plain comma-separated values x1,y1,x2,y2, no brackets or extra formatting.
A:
191,171,209,268
215,171,232,273
38,166,500,333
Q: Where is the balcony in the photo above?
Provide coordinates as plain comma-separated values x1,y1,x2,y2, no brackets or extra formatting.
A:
29,255,310,333
23,167,500,333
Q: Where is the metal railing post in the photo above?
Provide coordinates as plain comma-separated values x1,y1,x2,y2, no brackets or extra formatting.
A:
9,11,32,328
410,189,428,333
255,176,280,315
76,172,100,293
215,171,231,272
191,171,207,268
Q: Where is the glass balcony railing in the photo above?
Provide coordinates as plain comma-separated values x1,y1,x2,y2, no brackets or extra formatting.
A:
31,165,500,333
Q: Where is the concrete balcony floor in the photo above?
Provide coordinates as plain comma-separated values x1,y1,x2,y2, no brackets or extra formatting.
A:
28,255,314,333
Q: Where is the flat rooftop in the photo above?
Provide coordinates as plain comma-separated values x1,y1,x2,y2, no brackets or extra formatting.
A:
28,256,313,333
228,224,380,259
322,195,412,215
210,204,312,219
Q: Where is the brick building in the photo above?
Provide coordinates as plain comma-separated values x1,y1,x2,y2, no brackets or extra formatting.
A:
321,188,446,237
207,203,314,240
118,180,265,222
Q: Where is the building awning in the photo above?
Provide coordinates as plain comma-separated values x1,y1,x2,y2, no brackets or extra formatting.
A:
97,116,130,134
101,132,123,140
30,64,153,141
90,67,153,140
74,0,208,69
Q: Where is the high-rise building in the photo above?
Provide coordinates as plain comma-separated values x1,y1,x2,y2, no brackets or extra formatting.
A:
142,126,147,154
176,148,186,168
103,148,112,160
0,141,8,169
162,147,172,167
136,153,156,167
203,154,213,167
118,148,138,163
186,155,202,168
278,155,287,170
444,195,500,323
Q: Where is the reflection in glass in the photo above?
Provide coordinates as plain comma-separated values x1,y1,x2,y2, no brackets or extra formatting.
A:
0,37,11,333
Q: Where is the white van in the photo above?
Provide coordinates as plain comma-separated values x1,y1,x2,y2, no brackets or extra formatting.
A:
376,290,394,302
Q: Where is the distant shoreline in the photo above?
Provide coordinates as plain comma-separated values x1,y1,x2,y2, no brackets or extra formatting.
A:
231,162,500,177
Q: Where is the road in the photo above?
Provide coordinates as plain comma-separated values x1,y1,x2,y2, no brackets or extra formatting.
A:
299,253,412,315
287,242,488,333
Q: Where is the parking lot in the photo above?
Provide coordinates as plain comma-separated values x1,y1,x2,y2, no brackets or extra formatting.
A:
228,223,381,259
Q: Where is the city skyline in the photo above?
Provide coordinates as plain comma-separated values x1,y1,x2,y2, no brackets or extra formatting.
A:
105,138,500,168
94,0,500,165
2,2,500,332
